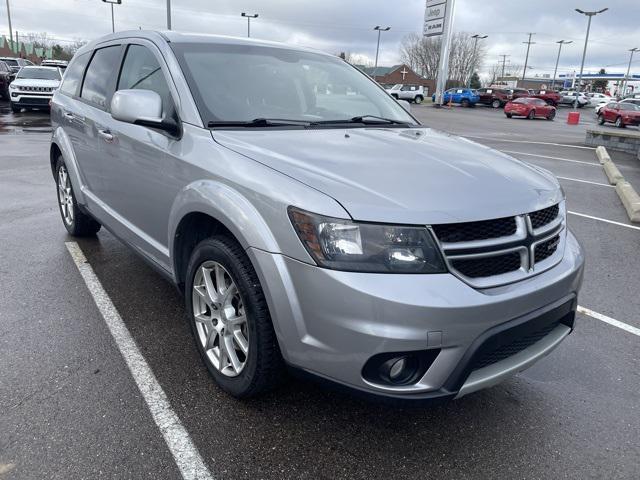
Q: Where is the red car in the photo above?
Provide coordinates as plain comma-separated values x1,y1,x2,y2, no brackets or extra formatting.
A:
504,97,556,120
597,102,640,128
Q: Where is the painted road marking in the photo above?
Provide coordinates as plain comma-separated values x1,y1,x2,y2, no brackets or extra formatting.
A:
465,136,596,150
556,176,614,188
578,306,640,337
568,211,640,231
66,242,214,480
500,150,600,167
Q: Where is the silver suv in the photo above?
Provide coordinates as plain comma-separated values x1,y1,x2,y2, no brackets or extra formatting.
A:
50,31,584,403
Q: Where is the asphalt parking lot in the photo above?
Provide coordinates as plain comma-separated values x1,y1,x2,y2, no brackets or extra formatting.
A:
1,100,639,480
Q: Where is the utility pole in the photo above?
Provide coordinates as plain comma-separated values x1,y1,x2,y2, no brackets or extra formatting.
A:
101,0,122,34
5,0,12,49
433,0,457,106
522,33,535,81
623,47,639,97
373,26,391,71
499,54,510,80
551,40,573,90
467,34,487,88
166,0,171,29
574,8,608,107
241,12,258,38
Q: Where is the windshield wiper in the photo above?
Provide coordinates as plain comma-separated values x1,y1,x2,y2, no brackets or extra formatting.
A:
208,118,311,128
312,115,410,126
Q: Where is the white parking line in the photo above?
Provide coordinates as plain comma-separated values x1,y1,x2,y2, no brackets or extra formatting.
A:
568,211,640,231
466,136,596,150
65,242,214,480
501,150,600,167
578,306,640,337
556,176,614,188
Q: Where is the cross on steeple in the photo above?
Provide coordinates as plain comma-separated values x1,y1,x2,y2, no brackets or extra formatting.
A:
400,67,409,80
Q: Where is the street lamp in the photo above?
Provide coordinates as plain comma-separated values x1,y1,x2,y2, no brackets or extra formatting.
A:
241,13,258,38
373,26,391,71
467,34,487,88
574,7,608,107
101,0,122,34
622,47,639,97
551,40,573,90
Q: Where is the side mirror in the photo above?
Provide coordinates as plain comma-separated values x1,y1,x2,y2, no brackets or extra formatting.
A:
398,99,411,113
111,89,179,135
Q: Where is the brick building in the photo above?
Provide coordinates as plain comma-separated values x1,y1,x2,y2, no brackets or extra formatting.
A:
357,64,436,95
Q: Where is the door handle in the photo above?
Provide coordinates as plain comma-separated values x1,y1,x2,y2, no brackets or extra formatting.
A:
97,129,114,143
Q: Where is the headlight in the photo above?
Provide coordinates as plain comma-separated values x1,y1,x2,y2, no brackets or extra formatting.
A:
9,84,17,89
288,207,446,274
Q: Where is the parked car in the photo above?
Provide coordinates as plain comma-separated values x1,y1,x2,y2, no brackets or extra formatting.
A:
50,31,583,402
0,60,14,99
595,97,640,115
511,88,531,100
597,102,640,128
531,90,562,106
476,87,512,108
432,87,480,107
9,66,62,112
388,84,425,104
41,59,69,71
559,91,590,107
0,56,34,74
504,97,556,120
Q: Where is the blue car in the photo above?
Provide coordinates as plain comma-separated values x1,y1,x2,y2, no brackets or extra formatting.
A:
431,88,480,107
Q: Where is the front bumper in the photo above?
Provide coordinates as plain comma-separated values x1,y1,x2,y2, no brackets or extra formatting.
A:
10,93,53,108
248,230,584,402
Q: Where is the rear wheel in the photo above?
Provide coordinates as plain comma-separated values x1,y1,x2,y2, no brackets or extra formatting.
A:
527,110,536,120
185,236,285,398
615,116,625,128
461,99,470,108
55,157,101,236
414,95,423,104
491,99,501,109
598,114,605,125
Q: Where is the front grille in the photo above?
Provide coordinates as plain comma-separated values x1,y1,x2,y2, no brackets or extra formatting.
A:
431,216,516,243
472,320,560,370
529,204,559,229
535,234,560,263
451,252,521,278
20,86,54,92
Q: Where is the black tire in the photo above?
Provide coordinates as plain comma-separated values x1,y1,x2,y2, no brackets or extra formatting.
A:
505,113,513,118
414,95,423,104
10,103,20,113
527,110,536,120
491,99,501,109
598,114,605,125
461,99,470,108
547,110,556,121
545,100,555,106
391,94,398,99
615,116,625,128
55,157,101,236
185,236,285,398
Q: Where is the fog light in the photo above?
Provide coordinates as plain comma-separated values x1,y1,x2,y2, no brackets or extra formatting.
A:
11,92,18,97
388,357,407,380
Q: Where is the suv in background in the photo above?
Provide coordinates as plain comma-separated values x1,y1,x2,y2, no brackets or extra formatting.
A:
477,87,512,108
0,60,14,100
0,57,34,74
9,66,61,112
388,84,425,104
41,59,69,72
432,87,480,107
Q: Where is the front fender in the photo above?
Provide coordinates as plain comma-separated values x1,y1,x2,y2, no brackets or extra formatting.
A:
51,126,86,205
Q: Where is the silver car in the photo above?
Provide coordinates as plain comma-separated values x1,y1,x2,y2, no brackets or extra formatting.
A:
50,31,584,403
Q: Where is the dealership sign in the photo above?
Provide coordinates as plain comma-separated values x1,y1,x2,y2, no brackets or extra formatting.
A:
424,0,447,37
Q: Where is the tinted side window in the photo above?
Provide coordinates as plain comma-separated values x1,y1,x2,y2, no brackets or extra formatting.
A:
118,44,173,116
81,46,121,108
59,52,90,96
0,62,7,72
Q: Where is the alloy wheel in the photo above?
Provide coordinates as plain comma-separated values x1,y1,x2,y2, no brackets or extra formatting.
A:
192,261,249,377
57,165,74,226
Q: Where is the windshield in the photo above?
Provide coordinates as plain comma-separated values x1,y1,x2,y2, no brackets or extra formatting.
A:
171,43,417,127
16,67,60,80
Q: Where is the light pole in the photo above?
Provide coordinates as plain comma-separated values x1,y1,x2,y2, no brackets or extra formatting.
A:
101,0,122,33
467,34,487,88
166,0,171,29
373,26,390,72
5,0,12,49
522,33,535,81
551,40,573,90
574,8,608,107
241,13,258,38
622,47,639,97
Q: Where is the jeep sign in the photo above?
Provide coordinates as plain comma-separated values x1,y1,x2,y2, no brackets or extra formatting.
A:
424,0,447,37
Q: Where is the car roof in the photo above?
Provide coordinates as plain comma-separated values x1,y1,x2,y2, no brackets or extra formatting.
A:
19,65,60,70
78,30,331,58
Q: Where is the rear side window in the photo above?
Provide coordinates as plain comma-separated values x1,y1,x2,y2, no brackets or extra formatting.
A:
117,44,174,116
81,46,121,109
60,53,90,96
0,62,7,72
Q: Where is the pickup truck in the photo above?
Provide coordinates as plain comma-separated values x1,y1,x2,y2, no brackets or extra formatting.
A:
531,90,562,106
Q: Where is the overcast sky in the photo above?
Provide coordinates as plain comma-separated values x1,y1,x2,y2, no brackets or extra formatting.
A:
3,0,639,78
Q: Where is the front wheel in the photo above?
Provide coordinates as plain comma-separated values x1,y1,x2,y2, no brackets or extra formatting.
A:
185,237,285,398
55,158,101,236
491,99,501,109
505,113,513,118
615,116,625,128
546,110,556,121
10,103,20,113
598,114,605,125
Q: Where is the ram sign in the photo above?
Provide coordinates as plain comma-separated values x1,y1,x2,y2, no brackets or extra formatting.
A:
423,0,447,37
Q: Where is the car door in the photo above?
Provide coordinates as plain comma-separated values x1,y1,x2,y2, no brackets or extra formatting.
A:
96,41,183,269
477,88,489,105
604,103,617,122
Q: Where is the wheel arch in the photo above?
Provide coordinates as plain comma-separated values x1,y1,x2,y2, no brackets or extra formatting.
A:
50,127,87,205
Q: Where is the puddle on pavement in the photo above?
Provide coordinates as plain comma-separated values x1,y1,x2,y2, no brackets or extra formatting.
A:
0,100,52,133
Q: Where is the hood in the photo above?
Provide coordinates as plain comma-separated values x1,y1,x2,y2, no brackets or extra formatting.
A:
213,127,562,224
11,78,60,88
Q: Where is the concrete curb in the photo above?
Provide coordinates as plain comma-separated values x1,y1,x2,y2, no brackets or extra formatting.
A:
603,160,624,185
595,145,610,164
615,181,640,223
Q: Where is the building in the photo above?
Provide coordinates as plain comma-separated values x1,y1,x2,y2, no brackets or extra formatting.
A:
356,64,436,95
0,36,53,64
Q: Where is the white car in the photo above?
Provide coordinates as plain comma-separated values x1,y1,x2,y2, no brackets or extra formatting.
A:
388,84,426,104
9,66,61,113
559,91,590,107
